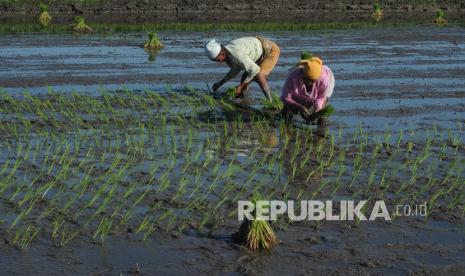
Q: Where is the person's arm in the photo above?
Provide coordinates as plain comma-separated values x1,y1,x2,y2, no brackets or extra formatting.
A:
313,73,330,111
213,66,241,91
314,94,327,112
282,92,307,112
313,66,334,112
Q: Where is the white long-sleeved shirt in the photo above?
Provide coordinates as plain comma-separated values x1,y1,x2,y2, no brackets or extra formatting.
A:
223,37,263,84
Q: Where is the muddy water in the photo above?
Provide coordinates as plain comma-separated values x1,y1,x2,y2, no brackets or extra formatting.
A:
1,27,465,137
1,27,465,275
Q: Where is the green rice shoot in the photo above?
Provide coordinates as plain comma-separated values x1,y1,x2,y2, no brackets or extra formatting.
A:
73,16,92,34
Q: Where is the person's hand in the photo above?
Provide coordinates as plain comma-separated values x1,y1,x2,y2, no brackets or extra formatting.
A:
212,82,221,92
300,107,311,120
236,84,244,94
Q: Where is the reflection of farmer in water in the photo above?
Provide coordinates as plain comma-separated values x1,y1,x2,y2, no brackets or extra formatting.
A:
281,57,335,125
204,36,280,101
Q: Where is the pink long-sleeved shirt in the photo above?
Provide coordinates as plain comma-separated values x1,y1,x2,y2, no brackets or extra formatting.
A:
281,65,333,112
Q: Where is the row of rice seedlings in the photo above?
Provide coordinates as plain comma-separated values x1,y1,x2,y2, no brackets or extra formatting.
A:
6,129,454,239
1,88,463,248
0,92,195,244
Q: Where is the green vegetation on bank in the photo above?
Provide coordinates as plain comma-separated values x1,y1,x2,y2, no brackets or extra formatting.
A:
0,21,449,35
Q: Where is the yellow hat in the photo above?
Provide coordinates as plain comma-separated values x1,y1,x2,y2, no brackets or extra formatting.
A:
299,57,323,81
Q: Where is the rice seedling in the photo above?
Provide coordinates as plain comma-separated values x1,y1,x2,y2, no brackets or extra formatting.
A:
433,9,447,26
12,225,40,250
371,2,383,22
93,217,113,243
58,231,79,247
73,16,92,34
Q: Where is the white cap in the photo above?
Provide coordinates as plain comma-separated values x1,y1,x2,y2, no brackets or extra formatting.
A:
205,39,221,59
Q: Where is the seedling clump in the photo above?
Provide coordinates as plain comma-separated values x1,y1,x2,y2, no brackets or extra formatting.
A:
73,16,92,34
306,105,336,122
38,3,52,27
232,197,279,251
144,32,164,50
371,2,383,22
262,94,284,111
300,51,313,60
433,10,447,26
224,87,237,99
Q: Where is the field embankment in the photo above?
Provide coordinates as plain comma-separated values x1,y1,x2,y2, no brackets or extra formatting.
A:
1,0,464,24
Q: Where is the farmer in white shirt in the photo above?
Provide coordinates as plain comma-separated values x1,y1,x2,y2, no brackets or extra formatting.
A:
205,36,280,101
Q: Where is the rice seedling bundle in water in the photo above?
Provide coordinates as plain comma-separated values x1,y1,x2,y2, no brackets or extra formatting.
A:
371,3,383,22
73,16,92,34
144,32,164,50
38,3,52,27
433,10,447,26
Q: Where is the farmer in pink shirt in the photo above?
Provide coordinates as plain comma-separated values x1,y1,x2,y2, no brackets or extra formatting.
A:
281,57,335,124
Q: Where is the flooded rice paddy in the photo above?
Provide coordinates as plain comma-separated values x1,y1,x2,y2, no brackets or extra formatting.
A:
0,26,464,274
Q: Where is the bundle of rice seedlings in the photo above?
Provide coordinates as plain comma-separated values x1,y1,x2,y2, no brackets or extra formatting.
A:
144,32,164,50
232,196,279,251
305,104,335,122
300,51,313,60
38,3,52,27
289,51,313,70
433,9,447,26
224,87,237,99
371,2,383,22
73,16,92,34
261,94,284,111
